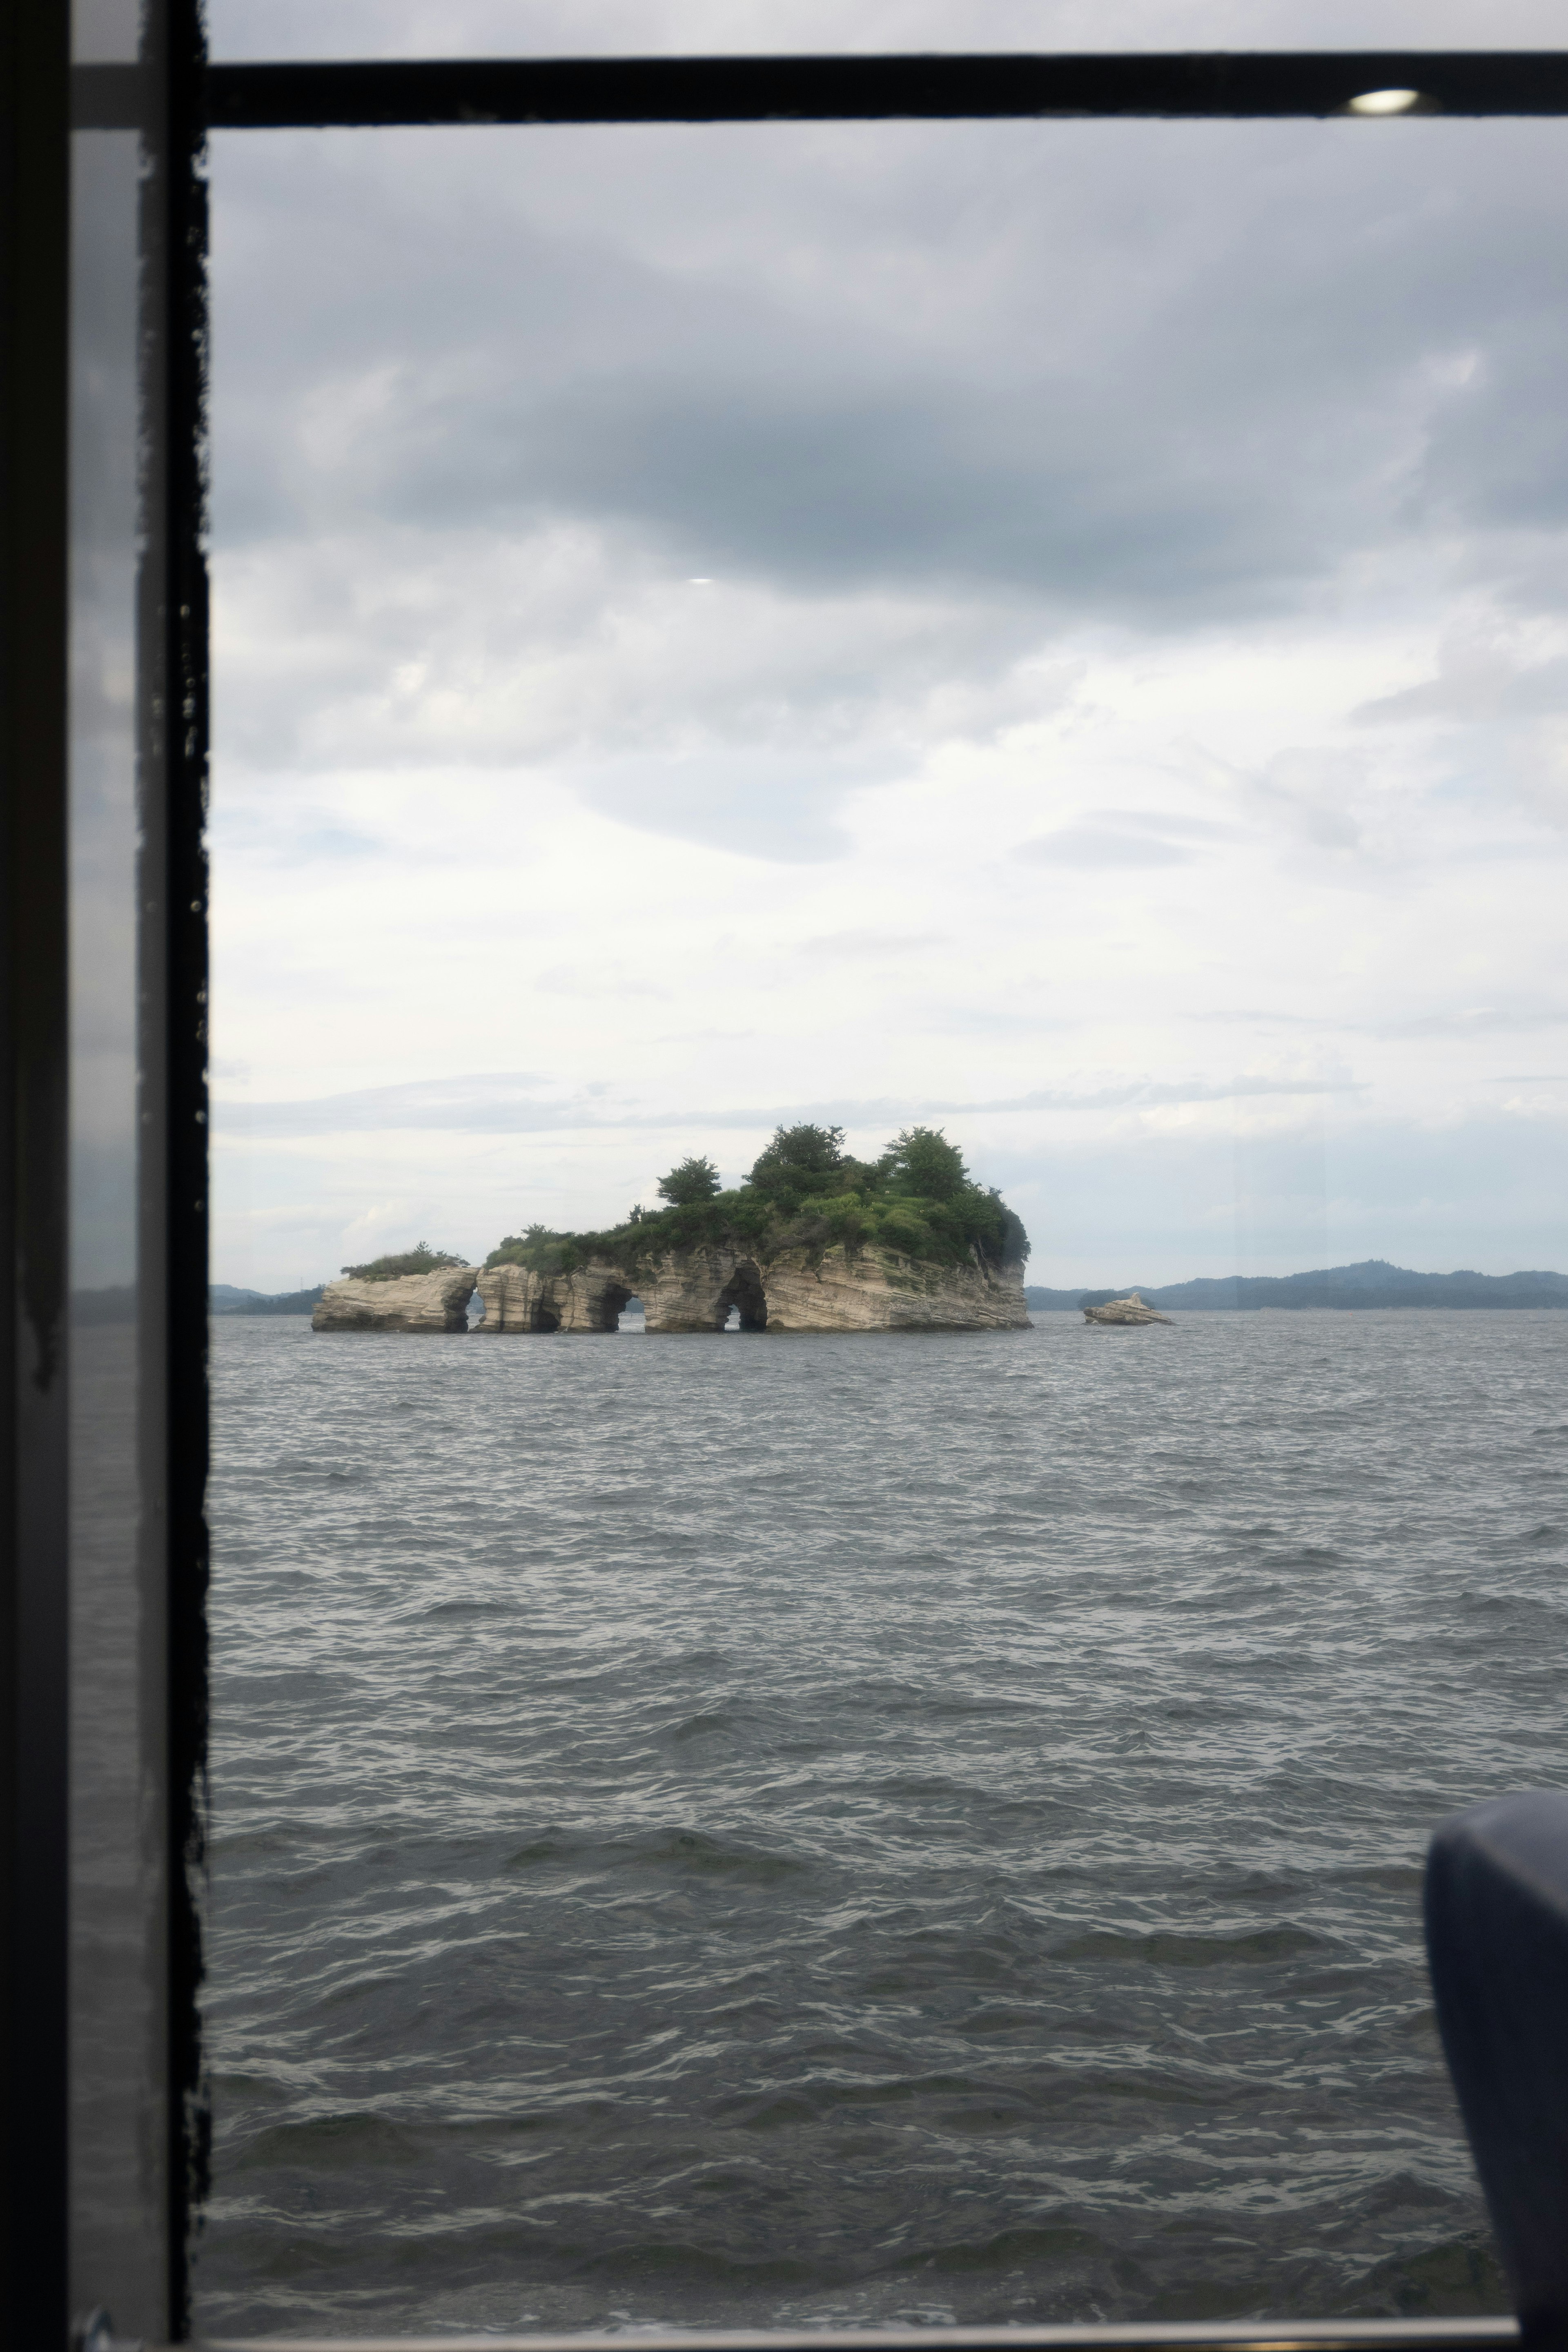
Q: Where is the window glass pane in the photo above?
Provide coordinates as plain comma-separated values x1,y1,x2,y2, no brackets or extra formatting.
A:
69,0,171,2331
200,111,1568,2333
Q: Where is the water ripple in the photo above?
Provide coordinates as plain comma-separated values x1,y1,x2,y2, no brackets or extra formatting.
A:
197,1311,1568,2332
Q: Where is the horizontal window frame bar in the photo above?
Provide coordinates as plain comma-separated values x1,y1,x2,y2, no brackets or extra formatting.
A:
71,49,1568,131
191,2324,1522,2352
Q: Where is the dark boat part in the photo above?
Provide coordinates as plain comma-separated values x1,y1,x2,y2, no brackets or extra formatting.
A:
1427,1791,1568,2352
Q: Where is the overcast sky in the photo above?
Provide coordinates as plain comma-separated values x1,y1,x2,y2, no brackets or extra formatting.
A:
207,2,1568,1290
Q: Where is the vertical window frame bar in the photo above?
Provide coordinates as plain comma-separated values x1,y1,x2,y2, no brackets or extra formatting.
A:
1,1,73,2344
159,2,213,2328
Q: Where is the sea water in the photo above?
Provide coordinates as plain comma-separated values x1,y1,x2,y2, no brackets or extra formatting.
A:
195,1310,1568,2334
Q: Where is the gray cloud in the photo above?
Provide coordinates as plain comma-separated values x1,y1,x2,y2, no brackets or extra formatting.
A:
216,1072,555,1134
212,116,1568,620
1378,1004,1568,1039
570,745,877,862
1356,632,1568,726
216,1069,1362,1139
207,104,1568,881
1096,808,1236,840
803,930,948,958
1015,826,1194,869
1197,1003,1568,1038
967,1078,1363,1111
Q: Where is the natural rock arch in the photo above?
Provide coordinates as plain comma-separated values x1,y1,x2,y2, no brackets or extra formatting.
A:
590,1278,637,1332
714,1261,767,1331
468,1238,1030,1336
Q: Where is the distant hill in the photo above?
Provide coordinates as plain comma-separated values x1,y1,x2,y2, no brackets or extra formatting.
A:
1024,1259,1568,1312
211,1283,325,1316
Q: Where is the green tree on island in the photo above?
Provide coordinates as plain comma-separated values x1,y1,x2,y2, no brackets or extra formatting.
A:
747,1123,845,1193
341,1240,467,1282
656,1155,722,1205
880,1125,968,1202
487,1123,1027,1279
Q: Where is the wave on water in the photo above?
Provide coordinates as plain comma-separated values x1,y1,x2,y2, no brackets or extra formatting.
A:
196,1311,1566,2333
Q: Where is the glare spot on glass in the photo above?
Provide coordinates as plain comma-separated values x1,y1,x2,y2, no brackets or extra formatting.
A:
1347,88,1423,115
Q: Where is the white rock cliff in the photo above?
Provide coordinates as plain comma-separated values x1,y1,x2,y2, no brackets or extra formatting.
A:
312,1266,479,1332
474,1242,1028,1334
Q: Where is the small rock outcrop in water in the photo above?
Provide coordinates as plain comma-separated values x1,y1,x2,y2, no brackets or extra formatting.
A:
313,1265,479,1332
1082,1292,1174,1327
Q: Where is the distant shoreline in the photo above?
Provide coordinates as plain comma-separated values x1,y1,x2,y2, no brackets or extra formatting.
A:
204,1256,1568,1319
209,1283,325,1318
1026,1258,1568,1312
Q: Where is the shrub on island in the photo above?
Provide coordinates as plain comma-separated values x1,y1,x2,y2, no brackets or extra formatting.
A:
339,1241,468,1283
484,1125,1027,1278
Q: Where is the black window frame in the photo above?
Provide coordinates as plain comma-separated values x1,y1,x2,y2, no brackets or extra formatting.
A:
7,14,1566,2343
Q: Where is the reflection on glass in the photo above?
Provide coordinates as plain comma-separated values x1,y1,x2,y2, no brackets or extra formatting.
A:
68,2,169,2330
199,116,1566,2331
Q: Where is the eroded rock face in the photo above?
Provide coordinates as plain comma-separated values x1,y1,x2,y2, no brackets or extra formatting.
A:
475,1260,635,1334
476,1244,1028,1333
312,1266,479,1332
762,1244,1029,1331
477,1248,762,1333
639,1247,770,1333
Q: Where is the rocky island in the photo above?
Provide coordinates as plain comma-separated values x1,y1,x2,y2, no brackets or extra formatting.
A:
312,1125,1030,1335
312,1249,481,1332
1082,1292,1174,1327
